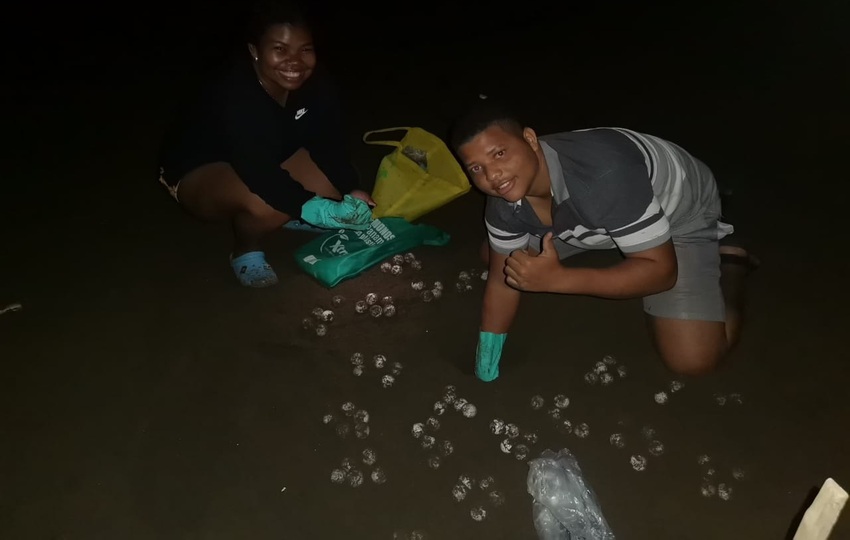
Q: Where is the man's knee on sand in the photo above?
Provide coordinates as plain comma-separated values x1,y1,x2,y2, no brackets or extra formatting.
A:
662,348,724,376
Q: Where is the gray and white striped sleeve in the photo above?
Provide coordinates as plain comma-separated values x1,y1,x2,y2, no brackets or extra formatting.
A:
607,196,671,253
484,196,530,254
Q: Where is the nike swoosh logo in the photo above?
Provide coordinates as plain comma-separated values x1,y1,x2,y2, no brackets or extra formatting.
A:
295,108,308,120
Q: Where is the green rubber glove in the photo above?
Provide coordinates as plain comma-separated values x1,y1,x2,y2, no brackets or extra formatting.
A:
300,195,372,230
475,331,507,382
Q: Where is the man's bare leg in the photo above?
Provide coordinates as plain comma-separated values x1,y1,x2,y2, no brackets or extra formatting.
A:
648,245,757,375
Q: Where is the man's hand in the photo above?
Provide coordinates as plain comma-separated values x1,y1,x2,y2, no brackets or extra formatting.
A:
504,233,563,292
348,189,376,208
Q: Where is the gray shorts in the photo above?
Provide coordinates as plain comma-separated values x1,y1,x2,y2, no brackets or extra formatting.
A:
528,237,724,322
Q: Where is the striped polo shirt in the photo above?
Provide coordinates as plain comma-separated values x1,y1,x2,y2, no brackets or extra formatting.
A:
485,127,732,255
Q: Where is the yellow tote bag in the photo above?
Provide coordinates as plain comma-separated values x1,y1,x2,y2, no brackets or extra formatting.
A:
363,127,471,222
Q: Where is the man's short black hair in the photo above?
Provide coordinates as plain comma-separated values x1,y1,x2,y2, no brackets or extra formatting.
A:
449,98,525,154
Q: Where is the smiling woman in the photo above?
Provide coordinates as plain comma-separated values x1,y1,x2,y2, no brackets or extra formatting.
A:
246,3,316,105
157,0,375,288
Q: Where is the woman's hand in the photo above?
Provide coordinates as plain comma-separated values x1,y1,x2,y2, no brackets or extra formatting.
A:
348,189,376,208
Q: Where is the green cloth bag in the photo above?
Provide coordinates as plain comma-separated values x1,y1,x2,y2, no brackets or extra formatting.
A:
294,217,450,287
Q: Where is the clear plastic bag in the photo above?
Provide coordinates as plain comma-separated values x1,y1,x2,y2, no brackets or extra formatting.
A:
527,449,615,540
532,502,571,540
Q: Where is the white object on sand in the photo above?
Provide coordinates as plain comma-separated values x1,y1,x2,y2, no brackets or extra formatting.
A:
0,302,22,315
793,478,848,540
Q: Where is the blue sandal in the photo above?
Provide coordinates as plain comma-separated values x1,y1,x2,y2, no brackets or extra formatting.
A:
230,251,279,288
